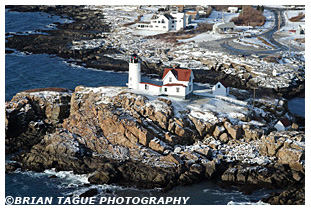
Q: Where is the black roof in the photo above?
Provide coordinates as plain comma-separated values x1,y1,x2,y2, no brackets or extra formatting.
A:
163,14,174,20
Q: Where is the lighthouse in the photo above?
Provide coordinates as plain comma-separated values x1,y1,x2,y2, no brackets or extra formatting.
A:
127,54,141,89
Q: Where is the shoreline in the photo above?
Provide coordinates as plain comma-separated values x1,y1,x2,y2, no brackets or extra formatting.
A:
5,5,305,100
5,86,305,204
5,5,305,205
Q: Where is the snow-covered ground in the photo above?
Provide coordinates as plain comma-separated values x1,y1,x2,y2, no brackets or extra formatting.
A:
179,32,233,43
233,37,277,50
198,10,239,24
274,8,305,49
282,9,305,32
81,5,304,92
130,88,249,125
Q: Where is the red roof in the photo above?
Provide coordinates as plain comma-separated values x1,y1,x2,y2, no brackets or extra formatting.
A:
280,118,291,127
162,68,192,82
140,82,162,87
219,80,229,88
163,83,186,87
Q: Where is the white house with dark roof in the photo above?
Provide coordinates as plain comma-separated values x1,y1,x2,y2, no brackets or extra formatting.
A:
127,54,193,99
274,118,291,131
212,80,229,96
136,11,186,32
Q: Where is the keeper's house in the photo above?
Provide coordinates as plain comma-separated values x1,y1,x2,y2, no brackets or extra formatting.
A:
127,54,194,99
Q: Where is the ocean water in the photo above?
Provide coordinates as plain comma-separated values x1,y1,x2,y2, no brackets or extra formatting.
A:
288,97,305,117
5,9,295,205
5,169,275,205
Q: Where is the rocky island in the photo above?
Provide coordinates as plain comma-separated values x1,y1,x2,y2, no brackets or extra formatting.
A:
5,86,305,204
5,5,305,205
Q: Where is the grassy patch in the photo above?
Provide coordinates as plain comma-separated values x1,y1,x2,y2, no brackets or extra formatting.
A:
294,38,305,44
257,36,277,49
145,23,213,43
289,12,305,22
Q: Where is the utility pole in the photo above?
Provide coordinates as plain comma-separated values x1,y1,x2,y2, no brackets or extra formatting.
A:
252,87,258,108
278,12,281,32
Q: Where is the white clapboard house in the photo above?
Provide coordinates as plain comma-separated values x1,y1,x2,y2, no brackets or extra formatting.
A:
212,80,229,96
136,11,186,32
127,54,193,99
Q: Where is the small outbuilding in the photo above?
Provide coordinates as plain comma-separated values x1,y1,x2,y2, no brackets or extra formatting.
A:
213,22,236,34
227,7,239,13
212,80,229,96
274,118,291,131
296,24,305,35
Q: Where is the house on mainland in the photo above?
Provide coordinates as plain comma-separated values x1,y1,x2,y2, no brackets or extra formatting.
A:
136,11,186,32
212,80,229,96
127,54,194,99
186,11,199,20
227,7,239,13
213,22,236,34
296,24,305,35
274,118,291,131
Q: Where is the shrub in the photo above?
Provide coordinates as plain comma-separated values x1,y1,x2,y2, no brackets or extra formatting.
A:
231,5,266,27
195,23,213,32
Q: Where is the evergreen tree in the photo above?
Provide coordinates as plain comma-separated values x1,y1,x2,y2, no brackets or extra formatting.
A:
257,5,260,11
260,5,264,12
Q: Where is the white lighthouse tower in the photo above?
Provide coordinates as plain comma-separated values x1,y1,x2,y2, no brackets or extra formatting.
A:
127,54,141,89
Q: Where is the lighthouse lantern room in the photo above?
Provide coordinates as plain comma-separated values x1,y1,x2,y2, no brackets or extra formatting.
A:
127,54,141,89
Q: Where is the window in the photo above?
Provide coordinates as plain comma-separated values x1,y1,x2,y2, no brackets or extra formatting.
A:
130,77,132,81
164,88,167,92
218,84,221,89
145,84,149,90
162,19,165,23
163,26,166,29
176,87,180,93
158,21,160,23
169,77,172,82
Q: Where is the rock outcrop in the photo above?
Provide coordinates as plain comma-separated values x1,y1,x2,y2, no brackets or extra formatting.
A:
258,131,305,172
262,186,305,205
5,87,71,153
5,86,305,202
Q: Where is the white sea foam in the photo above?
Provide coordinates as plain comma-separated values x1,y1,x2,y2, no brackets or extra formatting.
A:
227,200,269,205
44,169,90,185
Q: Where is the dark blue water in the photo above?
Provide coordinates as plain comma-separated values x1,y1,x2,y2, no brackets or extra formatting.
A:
288,97,305,117
5,9,289,205
5,9,73,35
5,169,274,205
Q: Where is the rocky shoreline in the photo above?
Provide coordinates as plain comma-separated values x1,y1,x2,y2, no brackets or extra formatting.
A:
5,87,305,204
5,5,305,99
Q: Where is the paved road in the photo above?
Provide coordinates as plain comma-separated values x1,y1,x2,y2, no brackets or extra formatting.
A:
199,8,303,57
